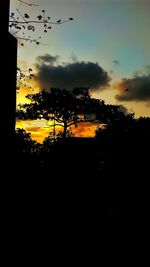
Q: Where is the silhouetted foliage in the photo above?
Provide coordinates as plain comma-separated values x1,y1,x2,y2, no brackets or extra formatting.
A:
94,115,150,216
4,1,150,219
15,128,37,154
95,112,135,139
9,0,74,46
17,67,34,91
95,114,150,140
9,1,74,91
43,129,74,148
17,87,127,138
14,106,150,218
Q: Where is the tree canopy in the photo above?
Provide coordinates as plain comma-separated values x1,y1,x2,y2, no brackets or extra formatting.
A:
17,87,129,138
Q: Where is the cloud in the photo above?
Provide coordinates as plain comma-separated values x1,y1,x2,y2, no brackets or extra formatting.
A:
36,54,59,65
34,54,111,91
24,126,42,133
70,122,97,137
16,120,97,142
114,66,150,103
112,60,120,65
16,120,62,143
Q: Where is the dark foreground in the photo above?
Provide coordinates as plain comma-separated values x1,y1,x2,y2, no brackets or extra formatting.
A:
2,133,149,224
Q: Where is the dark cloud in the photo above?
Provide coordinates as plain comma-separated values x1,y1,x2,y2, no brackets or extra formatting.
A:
36,54,59,65
115,76,150,102
112,60,120,65
34,54,111,91
114,66,150,103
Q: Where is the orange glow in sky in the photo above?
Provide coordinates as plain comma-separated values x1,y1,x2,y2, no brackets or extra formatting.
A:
16,119,97,143
16,80,98,143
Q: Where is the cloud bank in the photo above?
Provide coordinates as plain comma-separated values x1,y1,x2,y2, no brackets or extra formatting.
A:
34,54,111,91
114,66,150,103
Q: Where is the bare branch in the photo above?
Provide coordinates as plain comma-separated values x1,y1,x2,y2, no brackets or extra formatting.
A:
9,19,72,25
17,67,34,90
16,36,48,45
17,80,33,92
44,123,64,128
55,118,64,124
18,0,39,6
17,8,28,24
9,4,74,46
67,119,97,127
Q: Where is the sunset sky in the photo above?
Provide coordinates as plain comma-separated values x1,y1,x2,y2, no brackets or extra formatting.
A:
10,0,150,142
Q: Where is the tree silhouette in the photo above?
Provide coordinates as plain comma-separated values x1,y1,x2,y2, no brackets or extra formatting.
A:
15,128,37,153
16,67,34,91
0,0,74,148
95,112,135,139
10,0,73,90
17,87,126,139
9,0,74,46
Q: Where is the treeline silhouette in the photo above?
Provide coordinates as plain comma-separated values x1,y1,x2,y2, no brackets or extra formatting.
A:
14,111,150,217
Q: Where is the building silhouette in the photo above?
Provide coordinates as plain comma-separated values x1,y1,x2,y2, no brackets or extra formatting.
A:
1,0,17,152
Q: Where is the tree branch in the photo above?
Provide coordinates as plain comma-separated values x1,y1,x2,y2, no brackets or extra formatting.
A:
16,37,48,45
9,19,72,25
17,8,28,24
18,0,39,6
9,5,73,46
67,119,98,127
44,123,64,128
55,118,64,124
